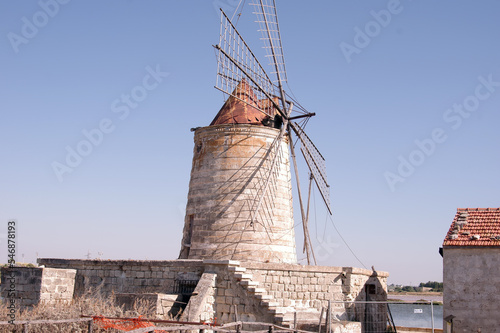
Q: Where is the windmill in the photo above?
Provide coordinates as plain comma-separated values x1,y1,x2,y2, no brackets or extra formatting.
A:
213,0,332,265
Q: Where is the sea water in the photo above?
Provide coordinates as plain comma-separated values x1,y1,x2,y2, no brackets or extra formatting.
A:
388,303,443,329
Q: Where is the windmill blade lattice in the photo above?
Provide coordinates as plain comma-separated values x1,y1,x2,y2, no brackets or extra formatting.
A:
251,0,287,85
215,10,282,117
290,122,332,215
248,130,284,231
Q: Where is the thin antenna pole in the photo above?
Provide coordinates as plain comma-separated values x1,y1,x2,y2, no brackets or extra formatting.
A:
289,129,310,265
305,173,317,265
306,173,313,240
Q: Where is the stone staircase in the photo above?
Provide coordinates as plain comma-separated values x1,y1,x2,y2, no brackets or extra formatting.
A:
227,262,292,326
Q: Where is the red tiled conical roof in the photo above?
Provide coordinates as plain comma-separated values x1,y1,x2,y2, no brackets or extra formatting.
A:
210,79,275,126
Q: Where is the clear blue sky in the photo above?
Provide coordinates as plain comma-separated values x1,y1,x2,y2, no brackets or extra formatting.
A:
1,0,499,285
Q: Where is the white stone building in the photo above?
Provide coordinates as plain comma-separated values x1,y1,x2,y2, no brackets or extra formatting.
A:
441,207,500,332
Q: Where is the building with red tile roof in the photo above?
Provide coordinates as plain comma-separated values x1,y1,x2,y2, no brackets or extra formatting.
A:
443,207,500,247
441,207,500,331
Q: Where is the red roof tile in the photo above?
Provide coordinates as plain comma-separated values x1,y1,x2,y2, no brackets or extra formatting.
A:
443,208,500,247
210,79,276,126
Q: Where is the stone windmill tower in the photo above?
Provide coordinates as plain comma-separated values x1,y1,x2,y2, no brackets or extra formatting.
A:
179,79,296,264
179,3,331,265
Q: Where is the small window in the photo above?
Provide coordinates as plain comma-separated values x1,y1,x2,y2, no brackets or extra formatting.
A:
366,284,376,295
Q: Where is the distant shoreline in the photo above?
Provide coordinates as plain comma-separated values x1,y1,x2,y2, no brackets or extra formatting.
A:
388,291,443,303
388,291,443,296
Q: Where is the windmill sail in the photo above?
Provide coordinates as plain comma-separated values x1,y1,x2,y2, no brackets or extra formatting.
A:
251,0,287,85
215,10,283,118
291,122,332,215
212,2,333,266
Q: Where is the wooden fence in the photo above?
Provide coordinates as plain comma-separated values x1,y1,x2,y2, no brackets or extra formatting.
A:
126,321,318,333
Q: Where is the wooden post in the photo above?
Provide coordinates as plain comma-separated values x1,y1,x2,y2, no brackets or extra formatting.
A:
431,301,435,333
318,307,324,333
23,323,29,333
326,300,331,333
293,311,297,333
234,304,239,322
87,318,93,333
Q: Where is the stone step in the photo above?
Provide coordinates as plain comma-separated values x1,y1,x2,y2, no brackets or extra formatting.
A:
255,294,273,300
228,266,247,272
281,310,322,322
247,287,266,294
227,260,241,267
273,316,287,326
202,259,240,267
239,280,259,287
234,273,253,280
268,306,287,314
262,301,279,307
274,315,293,327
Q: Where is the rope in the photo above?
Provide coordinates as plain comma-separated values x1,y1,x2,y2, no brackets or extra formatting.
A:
231,0,247,26
328,214,368,269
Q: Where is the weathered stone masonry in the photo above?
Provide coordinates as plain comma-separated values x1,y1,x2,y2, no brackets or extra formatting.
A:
179,124,297,264
0,267,76,306
37,259,204,297
35,258,387,326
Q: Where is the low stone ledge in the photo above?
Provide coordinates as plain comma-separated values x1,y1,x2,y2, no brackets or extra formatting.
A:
202,259,240,266
343,266,389,277
243,262,345,274
38,258,204,268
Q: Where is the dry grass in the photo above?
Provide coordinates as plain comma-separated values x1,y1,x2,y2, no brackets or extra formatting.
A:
0,286,163,333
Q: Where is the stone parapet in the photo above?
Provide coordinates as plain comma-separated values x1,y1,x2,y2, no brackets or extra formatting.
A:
37,258,204,296
0,267,76,306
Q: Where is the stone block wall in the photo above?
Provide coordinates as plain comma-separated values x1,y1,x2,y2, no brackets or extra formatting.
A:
205,262,274,323
342,267,388,332
201,261,388,325
245,263,387,309
40,267,77,304
36,258,388,328
244,263,345,310
37,259,204,296
343,267,388,302
0,267,76,306
1,267,42,306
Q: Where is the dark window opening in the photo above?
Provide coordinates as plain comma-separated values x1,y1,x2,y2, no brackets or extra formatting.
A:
173,279,198,295
366,284,377,295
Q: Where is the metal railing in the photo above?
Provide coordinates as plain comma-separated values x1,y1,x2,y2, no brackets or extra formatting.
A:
328,300,441,333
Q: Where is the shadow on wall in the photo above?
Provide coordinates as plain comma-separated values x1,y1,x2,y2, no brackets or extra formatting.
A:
354,273,388,333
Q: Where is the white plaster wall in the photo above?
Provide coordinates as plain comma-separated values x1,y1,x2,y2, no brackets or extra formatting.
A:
443,247,500,332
